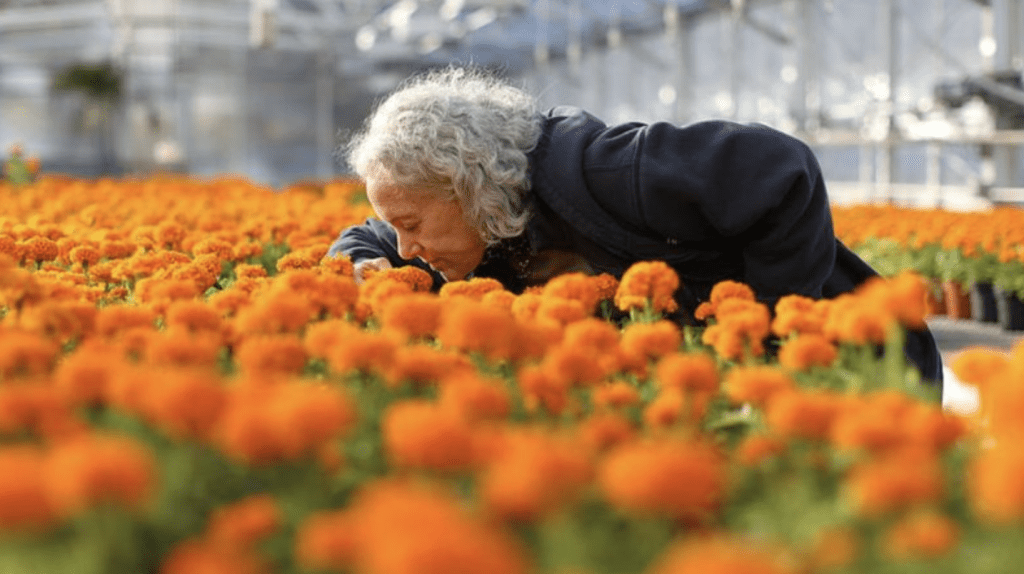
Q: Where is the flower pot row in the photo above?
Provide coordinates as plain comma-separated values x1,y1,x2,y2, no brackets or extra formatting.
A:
937,280,1024,331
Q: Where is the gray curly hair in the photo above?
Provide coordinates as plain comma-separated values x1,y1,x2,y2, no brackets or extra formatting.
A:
345,66,543,245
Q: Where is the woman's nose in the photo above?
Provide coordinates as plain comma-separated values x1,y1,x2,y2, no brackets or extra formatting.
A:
397,233,422,260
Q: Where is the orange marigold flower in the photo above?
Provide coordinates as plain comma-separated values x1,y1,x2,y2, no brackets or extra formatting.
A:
968,445,1024,524
233,293,317,335
857,271,930,330
647,535,797,574
806,526,861,571
20,236,59,263
591,381,641,410
383,344,473,388
52,343,123,406
655,352,719,393
722,365,795,407
845,448,943,516
68,245,102,267
510,292,543,321
771,295,827,337
294,511,359,572
0,329,59,379
192,238,235,261
216,382,355,465
591,273,619,301
542,272,602,313
319,253,354,276
379,293,444,339
325,330,399,376
535,296,589,326
695,280,756,320
440,277,505,300
614,261,680,313
0,446,61,531
598,437,725,522
883,509,959,559
138,368,227,441
235,334,308,375
234,263,269,280
481,289,516,310
160,538,271,574
577,412,637,453
437,300,519,361
620,320,682,362
206,494,281,549
439,372,512,423
44,434,156,516
540,343,612,387
642,388,687,430
381,400,478,473
164,300,224,334
950,346,1008,390
765,390,841,442
829,392,913,454
777,333,838,371
143,326,222,368
822,294,894,346
480,431,593,521
517,365,570,416
735,434,787,467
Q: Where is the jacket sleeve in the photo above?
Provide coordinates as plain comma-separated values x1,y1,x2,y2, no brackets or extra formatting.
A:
588,120,837,301
326,218,445,288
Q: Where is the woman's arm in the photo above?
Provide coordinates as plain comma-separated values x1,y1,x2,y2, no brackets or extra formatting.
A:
326,218,444,287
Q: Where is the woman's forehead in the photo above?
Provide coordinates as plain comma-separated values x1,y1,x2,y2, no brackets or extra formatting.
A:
366,180,440,219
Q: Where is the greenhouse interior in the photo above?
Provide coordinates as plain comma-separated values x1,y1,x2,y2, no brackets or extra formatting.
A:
7,2,1024,574
0,0,1021,203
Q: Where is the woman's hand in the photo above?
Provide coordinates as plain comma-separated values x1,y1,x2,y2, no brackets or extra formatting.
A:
353,257,392,284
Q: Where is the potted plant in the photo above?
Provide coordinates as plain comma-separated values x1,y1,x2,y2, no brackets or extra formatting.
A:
964,249,1002,323
935,247,973,320
993,258,1024,331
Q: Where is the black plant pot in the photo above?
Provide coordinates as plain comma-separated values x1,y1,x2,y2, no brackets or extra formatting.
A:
995,286,1024,331
970,282,999,323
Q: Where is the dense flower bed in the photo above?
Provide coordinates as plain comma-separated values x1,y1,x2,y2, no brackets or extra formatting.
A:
0,176,1017,574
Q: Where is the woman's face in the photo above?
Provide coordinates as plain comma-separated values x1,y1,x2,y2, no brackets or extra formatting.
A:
366,174,487,282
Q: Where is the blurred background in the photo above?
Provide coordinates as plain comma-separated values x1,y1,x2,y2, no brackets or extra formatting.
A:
0,0,1021,205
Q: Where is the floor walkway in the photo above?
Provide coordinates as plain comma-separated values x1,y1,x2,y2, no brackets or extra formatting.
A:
928,316,1024,415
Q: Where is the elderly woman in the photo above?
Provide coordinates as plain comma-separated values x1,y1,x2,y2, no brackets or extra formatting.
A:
327,67,942,385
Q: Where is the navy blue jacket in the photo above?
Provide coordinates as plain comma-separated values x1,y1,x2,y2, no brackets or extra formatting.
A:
328,106,943,385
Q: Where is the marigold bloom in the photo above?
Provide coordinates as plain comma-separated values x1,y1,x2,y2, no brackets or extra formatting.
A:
44,434,156,516
165,300,224,334
160,539,271,574
0,446,61,531
735,434,787,467
379,293,444,339
326,330,400,376
510,292,543,321
829,392,914,453
480,431,593,521
805,527,861,572
439,372,512,423
722,366,795,407
765,390,841,441
216,382,355,465
138,368,228,441
381,400,478,473
647,535,797,574
481,288,516,310
319,253,355,276
949,347,1008,390
614,261,680,313
233,293,317,335
235,334,308,375
384,344,474,387
696,280,757,321
591,381,641,410
542,272,602,313
517,365,570,416
655,352,719,393
68,245,102,267
437,300,519,361
857,271,930,330
577,412,637,452
540,343,611,387
439,277,505,300
52,343,123,405
0,329,59,379
771,294,827,337
777,333,838,371
206,495,281,549
591,273,619,301
234,263,269,280
845,448,943,516
822,294,894,346
535,295,590,326
969,445,1024,524
883,509,959,559
20,236,59,263
642,388,687,430
297,480,531,574
143,326,222,368
620,320,682,362
598,438,725,522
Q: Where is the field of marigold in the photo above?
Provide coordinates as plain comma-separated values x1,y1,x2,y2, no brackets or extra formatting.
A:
0,174,1021,574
